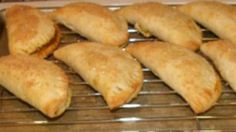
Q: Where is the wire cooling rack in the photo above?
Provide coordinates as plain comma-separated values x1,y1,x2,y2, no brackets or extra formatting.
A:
1,1,236,131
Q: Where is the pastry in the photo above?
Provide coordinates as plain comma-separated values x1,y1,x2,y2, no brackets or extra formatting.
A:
51,2,128,47
5,5,60,58
178,1,236,46
201,40,236,92
0,55,71,118
127,41,221,113
117,2,202,50
54,42,143,109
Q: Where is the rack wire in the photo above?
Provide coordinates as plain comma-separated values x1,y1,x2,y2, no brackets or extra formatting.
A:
1,3,236,131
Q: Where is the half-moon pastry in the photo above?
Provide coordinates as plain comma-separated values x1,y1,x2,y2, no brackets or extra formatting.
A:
201,40,236,92
127,41,221,113
178,1,236,46
51,2,128,47
54,42,143,109
0,55,71,118
117,2,202,50
5,5,60,58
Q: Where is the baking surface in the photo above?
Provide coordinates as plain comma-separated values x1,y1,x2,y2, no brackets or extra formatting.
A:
1,0,236,131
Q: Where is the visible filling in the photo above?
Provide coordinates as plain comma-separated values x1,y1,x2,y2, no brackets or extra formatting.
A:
32,26,60,58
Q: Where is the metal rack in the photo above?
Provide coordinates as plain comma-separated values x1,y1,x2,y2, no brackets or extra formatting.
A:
1,2,236,131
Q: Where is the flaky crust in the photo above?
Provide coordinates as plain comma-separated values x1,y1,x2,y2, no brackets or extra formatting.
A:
5,5,56,55
117,2,202,50
201,40,236,92
52,2,128,47
54,42,143,109
0,55,71,118
127,41,221,113
178,1,236,46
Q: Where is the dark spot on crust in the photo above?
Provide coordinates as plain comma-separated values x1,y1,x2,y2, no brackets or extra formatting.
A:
204,89,212,98
116,86,123,92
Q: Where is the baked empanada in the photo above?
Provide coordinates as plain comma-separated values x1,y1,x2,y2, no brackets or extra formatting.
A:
178,1,236,46
117,2,202,50
0,55,71,118
5,5,60,58
201,40,236,92
51,2,128,47
54,42,143,109
127,41,221,113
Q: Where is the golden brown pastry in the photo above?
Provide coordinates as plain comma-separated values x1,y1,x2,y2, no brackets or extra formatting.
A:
54,42,143,109
178,1,236,46
51,2,128,47
0,55,71,118
201,40,236,92
117,2,202,50
127,41,221,113
5,5,60,58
